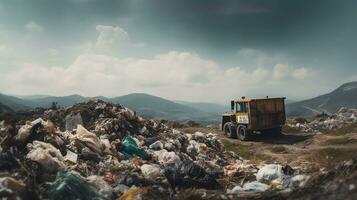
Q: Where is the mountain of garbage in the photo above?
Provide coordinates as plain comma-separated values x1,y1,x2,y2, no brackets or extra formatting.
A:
0,100,355,199
287,107,357,133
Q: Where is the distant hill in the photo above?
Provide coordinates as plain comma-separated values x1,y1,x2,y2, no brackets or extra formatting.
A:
0,102,13,113
286,81,357,117
0,93,32,111
111,93,218,123
27,94,87,108
175,100,228,114
0,93,222,124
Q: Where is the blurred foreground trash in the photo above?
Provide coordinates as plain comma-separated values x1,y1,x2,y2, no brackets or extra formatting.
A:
48,171,105,200
118,188,147,200
0,177,26,198
164,160,221,190
0,100,343,199
256,164,284,183
242,181,270,192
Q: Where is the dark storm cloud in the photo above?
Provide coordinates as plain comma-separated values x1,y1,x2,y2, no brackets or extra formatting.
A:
0,0,356,91
103,0,355,74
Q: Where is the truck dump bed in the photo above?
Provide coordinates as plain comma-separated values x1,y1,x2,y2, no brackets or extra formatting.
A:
249,98,286,130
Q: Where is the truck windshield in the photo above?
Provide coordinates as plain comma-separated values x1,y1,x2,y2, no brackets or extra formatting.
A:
236,102,248,112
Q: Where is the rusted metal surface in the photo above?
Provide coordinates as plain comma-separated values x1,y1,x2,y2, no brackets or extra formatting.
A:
249,98,286,130
221,97,286,131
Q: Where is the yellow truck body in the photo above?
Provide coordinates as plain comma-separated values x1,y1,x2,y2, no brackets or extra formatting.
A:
222,97,286,140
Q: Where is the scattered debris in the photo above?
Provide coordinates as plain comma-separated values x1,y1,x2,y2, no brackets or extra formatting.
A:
0,100,355,199
287,107,357,133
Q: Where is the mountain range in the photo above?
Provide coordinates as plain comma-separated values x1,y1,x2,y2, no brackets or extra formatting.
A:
1,81,357,122
286,81,357,117
0,93,227,124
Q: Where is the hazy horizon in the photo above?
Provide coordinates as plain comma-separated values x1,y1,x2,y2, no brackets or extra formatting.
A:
1,0,356,103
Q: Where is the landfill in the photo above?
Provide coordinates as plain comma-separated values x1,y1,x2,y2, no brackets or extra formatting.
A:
0,100,356,199
286,107,357,133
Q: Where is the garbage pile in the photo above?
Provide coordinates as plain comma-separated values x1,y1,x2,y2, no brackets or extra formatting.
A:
287,107,357,133
0,100,310,199
264,158,357,200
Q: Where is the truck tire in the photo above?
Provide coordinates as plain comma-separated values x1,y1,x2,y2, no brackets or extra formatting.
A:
237,125,253,141
224,122,237,138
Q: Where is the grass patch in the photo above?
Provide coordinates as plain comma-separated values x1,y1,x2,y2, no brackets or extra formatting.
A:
271,146,288,153
221,139,272,163
310,147,357,168
323,138,357,146
321,122,357,135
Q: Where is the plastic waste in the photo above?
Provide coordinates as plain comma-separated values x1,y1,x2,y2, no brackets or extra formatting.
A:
15,119,56,144
140,164,162,179
144,137,158,147
64,150,78,164
164,160,221,189
65,113,83,131
290,174,310,188
113,184,129,196
119,174,141,187
164,142,175,151
103,172,116,184
80,147,100,162
226,185,243,194
243,181,270,192
15,123,32,142
149,140,163,150
155,149,180,166
26,141,66,172
48,171,105,200
122,136,150,160
256,164,284,183
0,151,18,171
186,140,207,155
100,137,113,155
0,177,26,197
86,175,114,199
139,126,148,134
224,162,243,176
76,125,103,154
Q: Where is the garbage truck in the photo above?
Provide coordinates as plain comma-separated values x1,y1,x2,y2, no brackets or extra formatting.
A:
221,97,286,140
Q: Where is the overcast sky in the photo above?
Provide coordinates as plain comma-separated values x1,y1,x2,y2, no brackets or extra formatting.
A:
0,0,356,103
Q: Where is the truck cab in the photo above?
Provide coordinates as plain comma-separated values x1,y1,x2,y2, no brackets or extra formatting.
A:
222,97,286,140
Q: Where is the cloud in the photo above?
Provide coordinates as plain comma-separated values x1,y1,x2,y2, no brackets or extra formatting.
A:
75,25,145,57
25,21,44,33
0,45,14,57
238,48,258,57
95,25,144,49
96,25,129,47
293,67,308,80
0,51,312,102
273,63,308,80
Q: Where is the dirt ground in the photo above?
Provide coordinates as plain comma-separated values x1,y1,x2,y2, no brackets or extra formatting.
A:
179,125,357,174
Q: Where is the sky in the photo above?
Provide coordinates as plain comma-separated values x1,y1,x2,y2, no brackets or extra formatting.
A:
0,0,356,103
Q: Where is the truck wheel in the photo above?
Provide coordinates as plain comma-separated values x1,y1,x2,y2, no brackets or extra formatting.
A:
237,125,253,141
224,122,237,138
